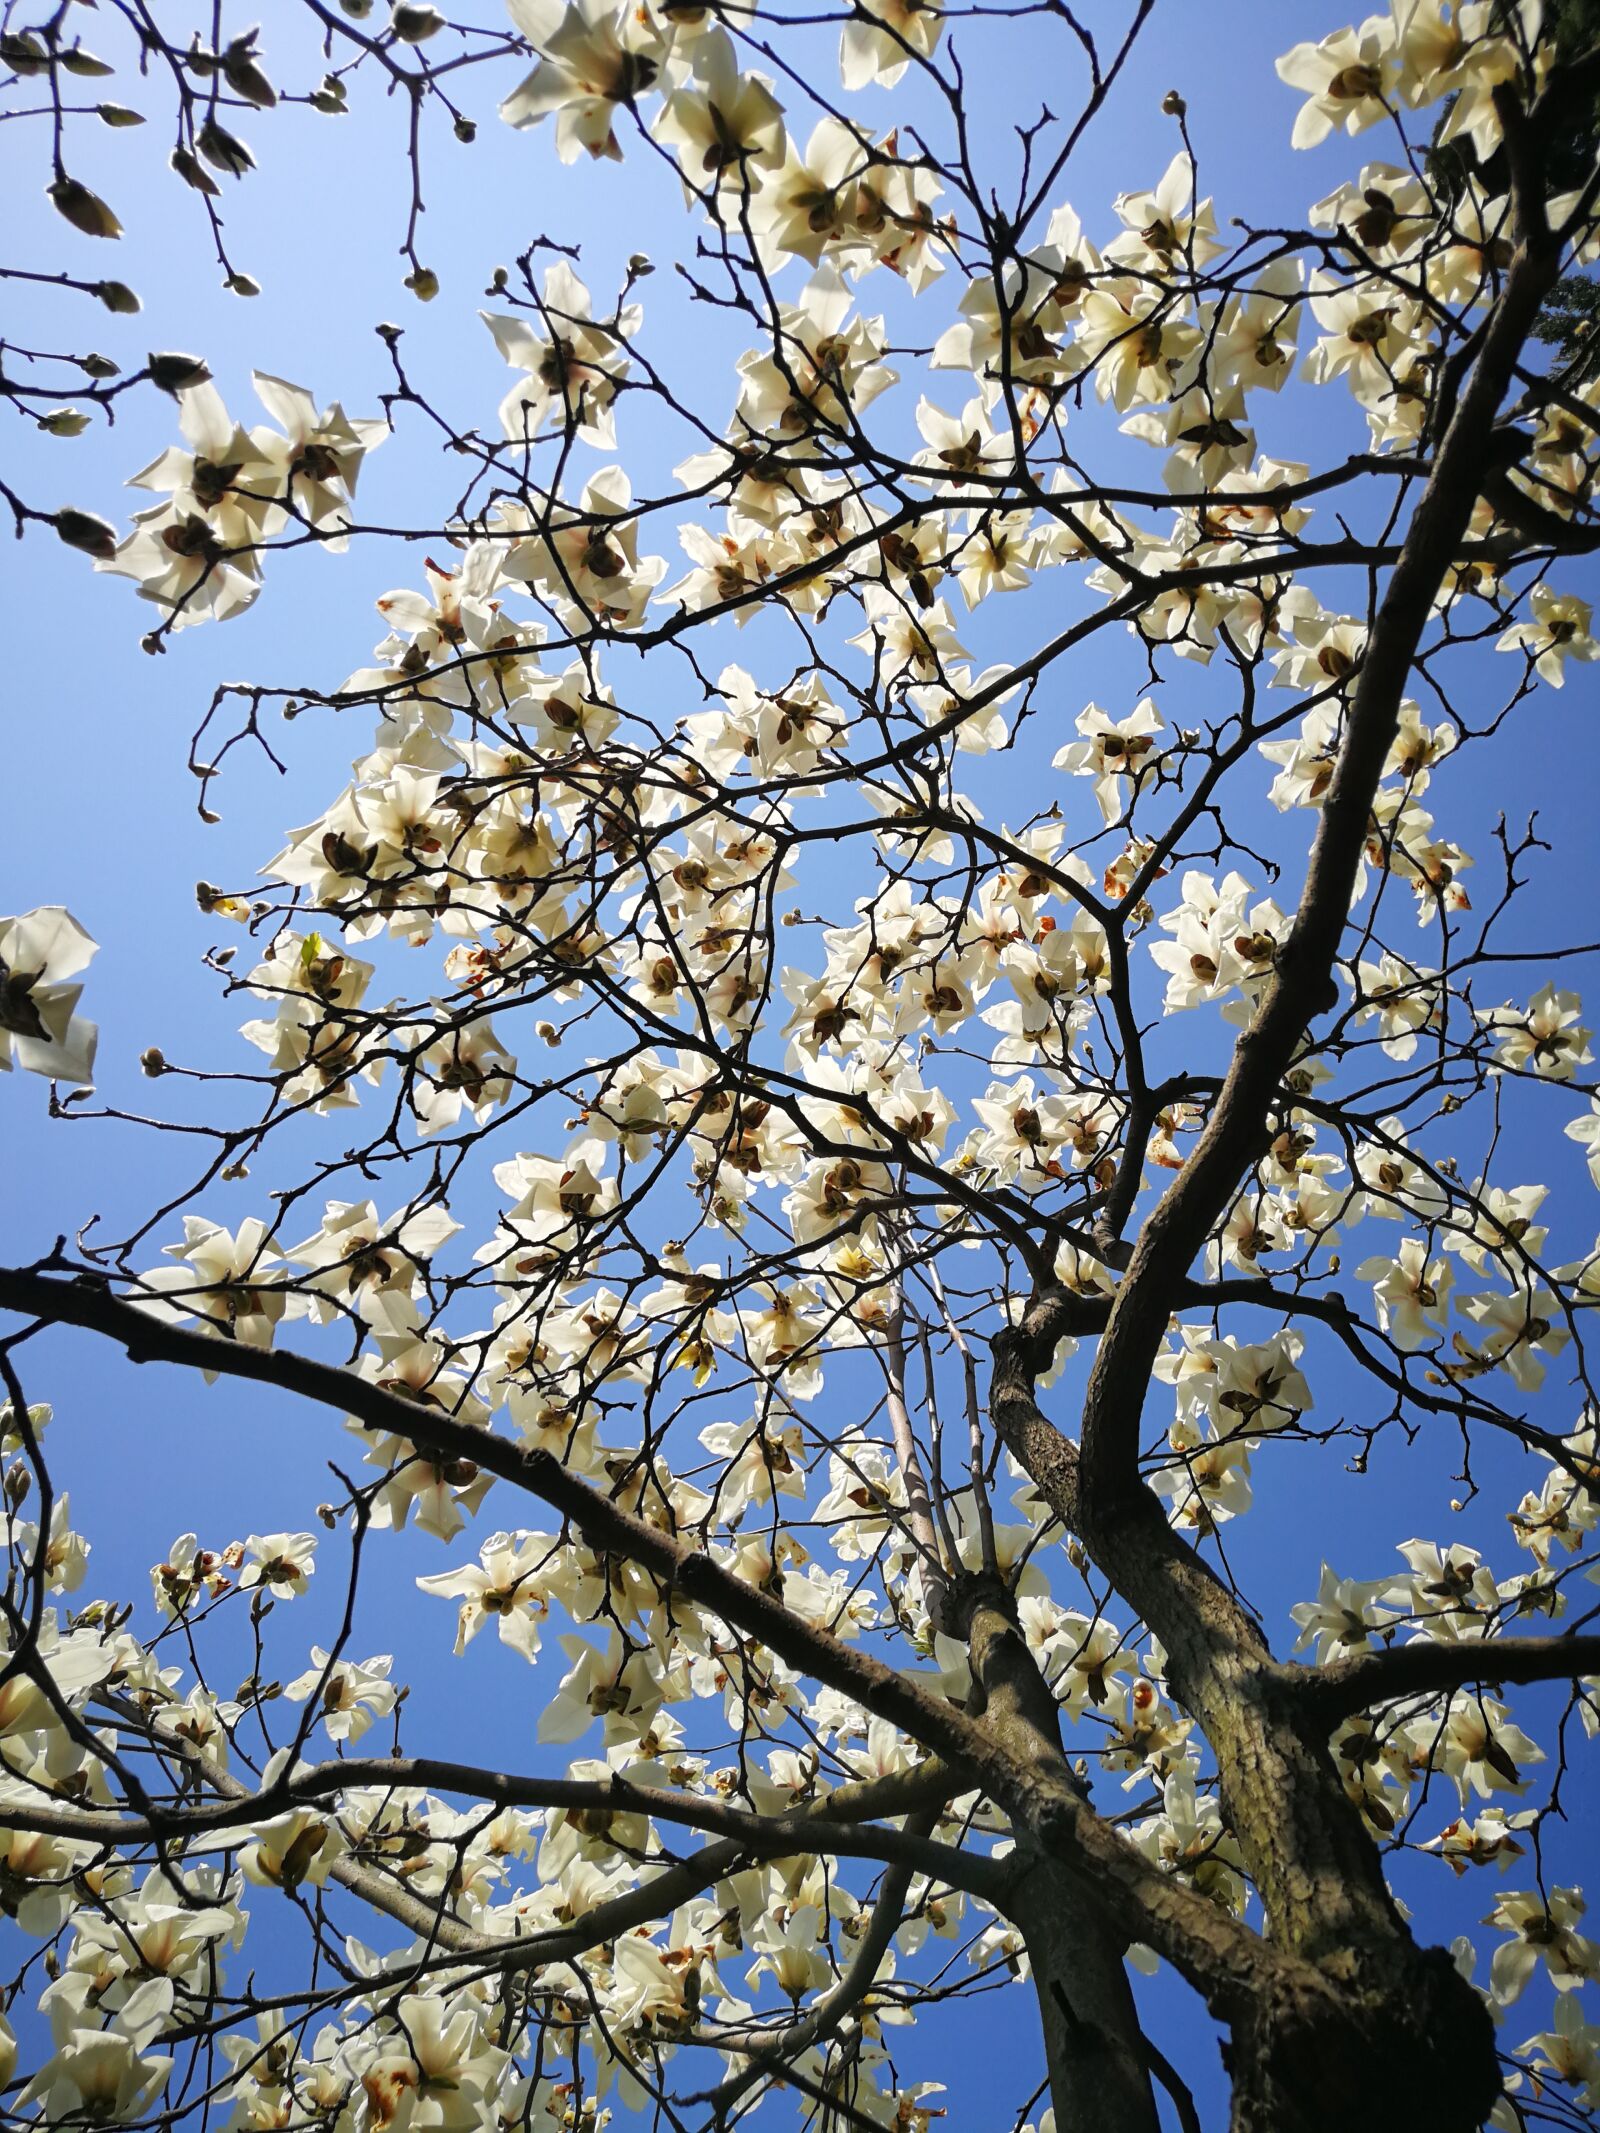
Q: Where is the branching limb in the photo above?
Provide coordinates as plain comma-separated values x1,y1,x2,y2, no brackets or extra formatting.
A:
1302,1630,1600,1727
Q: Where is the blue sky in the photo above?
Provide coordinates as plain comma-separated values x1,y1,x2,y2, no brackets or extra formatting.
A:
4,2,1600,2125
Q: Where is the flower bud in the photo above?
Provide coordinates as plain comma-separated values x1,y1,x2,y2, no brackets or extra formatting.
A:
48,177,122,239
140,1047,167,1077
171,145,222,197
391,3,445,40
198,117,255,176
222,39,278,108
0,31,48,74
53,508,119,559
147,350,212,393
95,280,142,314
403,267,439,301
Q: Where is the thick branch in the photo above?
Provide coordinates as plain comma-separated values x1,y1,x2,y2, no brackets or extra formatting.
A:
0,1264,1007,1788
1076,215,1565,1528
0,1748,992,1890
1303,1631,1600,1727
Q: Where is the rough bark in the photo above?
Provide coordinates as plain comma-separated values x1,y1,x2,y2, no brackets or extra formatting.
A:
963,1581,1161,2133
1017,1863,1163,2133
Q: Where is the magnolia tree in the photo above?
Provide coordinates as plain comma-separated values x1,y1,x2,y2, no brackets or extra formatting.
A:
5,1,1600,2129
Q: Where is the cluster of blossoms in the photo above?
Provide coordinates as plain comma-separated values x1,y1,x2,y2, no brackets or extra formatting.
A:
1277,1,1548,157
0,1431,995,2127
5,1361,1595,2128
96,373,385,628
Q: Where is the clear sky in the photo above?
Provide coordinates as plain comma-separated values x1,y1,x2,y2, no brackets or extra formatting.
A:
3,3,1599,2125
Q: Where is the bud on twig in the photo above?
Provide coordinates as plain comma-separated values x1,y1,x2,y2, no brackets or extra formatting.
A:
1,32,48,74
53,508,119,559
48,177,122,239
391,3,445,40
147,351,212,394
171,146,222,198
198,118,255,177
222,36,278,108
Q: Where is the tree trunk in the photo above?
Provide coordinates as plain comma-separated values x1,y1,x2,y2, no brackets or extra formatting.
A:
1223,1943,1500,2133
962,1578,1161,2133
991,1334,1505,2131
1013,1854,1162,2133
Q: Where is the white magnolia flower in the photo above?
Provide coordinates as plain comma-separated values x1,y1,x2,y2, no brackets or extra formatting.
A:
22,1979,175,2124
0,907,98,1083
1290,1562,1395,1663
840,0,944,89
1479,985,1593,1082
238,1533,317,1598
1566,1096,1600,1189
1485,1887,1599,2004
1522,1992,1600,2109
482,263,638,449
653,31,785,191
1276,19,1395,148
416,1530,558,1659
1496,585,1600,686
137,1218,289,1351
283,1649,398,1743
